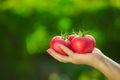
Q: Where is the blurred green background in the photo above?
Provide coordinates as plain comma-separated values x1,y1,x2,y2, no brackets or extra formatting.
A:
0,0,120,80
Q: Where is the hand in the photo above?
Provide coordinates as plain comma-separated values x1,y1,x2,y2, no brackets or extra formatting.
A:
46,45,104,67
47,45,120,80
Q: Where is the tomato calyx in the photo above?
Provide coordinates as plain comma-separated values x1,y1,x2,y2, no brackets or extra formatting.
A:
61,32,69,40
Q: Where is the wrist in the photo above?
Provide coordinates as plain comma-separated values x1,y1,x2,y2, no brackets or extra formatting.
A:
91,53,106,69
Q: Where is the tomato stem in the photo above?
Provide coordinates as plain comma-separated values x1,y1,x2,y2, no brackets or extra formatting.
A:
82,29,85,37
78,29,86,37
61,32,68,40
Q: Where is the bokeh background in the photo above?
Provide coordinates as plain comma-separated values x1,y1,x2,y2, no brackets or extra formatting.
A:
0,0,120,80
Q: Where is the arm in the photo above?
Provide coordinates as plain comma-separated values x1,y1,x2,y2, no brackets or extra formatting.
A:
94,53,120,80
47,45,120,80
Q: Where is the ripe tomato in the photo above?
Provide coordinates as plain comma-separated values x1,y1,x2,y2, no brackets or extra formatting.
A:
71,35,96,54
68,34,78,42
67,34,78,50
50,36,70,55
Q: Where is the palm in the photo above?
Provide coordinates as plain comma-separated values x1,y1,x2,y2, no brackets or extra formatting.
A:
47,45,103,66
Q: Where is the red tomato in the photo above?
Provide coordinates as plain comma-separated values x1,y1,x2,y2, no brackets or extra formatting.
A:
71,35,96,54
67,34,78,50
50,36,70,55
68,34,78,42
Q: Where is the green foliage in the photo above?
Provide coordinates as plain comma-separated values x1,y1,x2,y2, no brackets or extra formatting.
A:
26,25,49,54
0,0,120,80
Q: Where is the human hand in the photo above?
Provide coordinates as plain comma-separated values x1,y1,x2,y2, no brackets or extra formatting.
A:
46,44,104,67
47,45,120,80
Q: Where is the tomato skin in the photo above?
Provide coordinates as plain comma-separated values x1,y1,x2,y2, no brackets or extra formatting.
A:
85,35,96,47
67,34,78,50
68,34,78,42
71,35,96,54
50,36,70,55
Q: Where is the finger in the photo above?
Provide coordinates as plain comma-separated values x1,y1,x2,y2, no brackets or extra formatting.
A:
59,44,74,56
46,48,71,63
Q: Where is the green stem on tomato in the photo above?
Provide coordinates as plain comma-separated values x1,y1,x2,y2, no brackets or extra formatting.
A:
61,32,69,40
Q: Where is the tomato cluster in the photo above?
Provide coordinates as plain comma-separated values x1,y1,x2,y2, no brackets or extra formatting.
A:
50,34,96,55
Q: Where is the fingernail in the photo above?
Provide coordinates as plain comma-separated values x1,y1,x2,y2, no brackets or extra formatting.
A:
46,49,52,54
